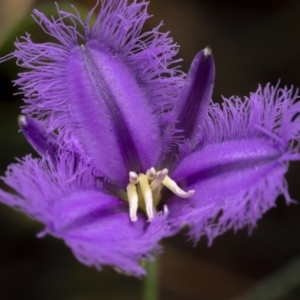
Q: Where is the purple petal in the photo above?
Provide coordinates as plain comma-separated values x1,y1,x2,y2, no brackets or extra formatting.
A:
0,152,169,277
53,190,168,277
65,42,162,187
5,1,184,187
167,84,300,244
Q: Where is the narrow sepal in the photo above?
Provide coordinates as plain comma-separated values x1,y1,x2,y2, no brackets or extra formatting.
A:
174,47,215,143
18,115,57,160
161,48,214,169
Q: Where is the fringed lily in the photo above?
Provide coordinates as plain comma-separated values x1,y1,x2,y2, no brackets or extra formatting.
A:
0,0,300,276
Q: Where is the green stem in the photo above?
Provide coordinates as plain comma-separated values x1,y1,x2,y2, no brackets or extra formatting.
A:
142,257,159,300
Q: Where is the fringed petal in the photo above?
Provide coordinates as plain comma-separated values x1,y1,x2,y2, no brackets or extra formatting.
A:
65,42,162,187
53,191,168,277
4,0,184,186
0,150,169,277
167,84,300,244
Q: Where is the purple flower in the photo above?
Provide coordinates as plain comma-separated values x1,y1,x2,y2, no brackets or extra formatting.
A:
1,0,300,276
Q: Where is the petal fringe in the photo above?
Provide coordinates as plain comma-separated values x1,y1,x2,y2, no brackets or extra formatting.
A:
0,150,169,277
168,84,300,244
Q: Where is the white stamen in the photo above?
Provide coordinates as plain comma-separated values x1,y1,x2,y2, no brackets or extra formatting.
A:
126,183,138,222
129,171,138,184
138,174,155,221
151,168,168,191
126,168,193,222
162,175,195,198
146,167,156,180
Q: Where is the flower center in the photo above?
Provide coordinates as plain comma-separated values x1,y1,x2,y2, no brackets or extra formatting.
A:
126,168,194,222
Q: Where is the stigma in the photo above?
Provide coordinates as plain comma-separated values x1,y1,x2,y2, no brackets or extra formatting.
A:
126,168,194,222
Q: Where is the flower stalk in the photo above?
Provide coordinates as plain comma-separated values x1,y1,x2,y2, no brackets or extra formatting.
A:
142,258,159,300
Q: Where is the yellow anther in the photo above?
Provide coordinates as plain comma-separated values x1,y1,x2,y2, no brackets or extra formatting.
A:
126,183,139,222
162,175,195,198
138,174,155,221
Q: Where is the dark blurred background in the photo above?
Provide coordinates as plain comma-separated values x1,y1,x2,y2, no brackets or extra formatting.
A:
0,0,300,299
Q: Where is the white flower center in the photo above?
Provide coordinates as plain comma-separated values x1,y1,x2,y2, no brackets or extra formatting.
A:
126,167,194,222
